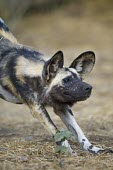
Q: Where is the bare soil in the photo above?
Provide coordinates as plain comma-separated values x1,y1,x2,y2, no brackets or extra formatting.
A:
0,5,113,170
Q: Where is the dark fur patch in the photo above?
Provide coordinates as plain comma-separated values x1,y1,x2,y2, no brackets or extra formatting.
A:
68,108,74,116
89,145,93,150
24,76,43,93
20,47,44,61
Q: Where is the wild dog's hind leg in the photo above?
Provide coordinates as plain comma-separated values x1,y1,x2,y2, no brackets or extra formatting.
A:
30,104,75,154
54,105,103,154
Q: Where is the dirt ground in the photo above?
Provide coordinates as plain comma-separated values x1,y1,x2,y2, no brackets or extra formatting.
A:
0,5,113,170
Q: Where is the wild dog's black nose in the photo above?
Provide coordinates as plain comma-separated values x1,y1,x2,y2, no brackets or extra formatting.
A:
84,84,92,93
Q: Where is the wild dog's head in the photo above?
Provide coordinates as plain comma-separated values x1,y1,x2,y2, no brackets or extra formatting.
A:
42,51,95,105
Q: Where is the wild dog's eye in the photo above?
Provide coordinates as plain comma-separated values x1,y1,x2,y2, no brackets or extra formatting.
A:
63,76,73,83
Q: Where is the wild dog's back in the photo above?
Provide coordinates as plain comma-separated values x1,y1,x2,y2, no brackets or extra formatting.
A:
0,18,45,103
0,18,20,78
0,18,45,78
0,18,44,61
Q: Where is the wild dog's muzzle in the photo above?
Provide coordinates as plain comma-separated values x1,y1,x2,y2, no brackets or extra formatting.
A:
50,79,92,104
63,81,92,102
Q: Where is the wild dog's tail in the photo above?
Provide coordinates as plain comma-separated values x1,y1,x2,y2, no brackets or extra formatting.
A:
0,18,18,44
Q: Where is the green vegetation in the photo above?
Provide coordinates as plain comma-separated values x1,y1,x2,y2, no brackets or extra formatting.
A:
54,129,74,153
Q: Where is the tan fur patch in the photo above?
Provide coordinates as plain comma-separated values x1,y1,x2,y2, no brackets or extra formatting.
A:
15,56,44,79
47,69,71,91
30,104,57,134
0,29,18,44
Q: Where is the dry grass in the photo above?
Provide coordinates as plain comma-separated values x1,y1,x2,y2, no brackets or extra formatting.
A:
0,4,113,170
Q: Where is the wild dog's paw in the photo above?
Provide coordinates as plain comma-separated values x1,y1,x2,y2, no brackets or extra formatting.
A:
80,140,104,154
88,145,104,154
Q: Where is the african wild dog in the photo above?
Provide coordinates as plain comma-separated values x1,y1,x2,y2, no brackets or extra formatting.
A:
0,18,103,155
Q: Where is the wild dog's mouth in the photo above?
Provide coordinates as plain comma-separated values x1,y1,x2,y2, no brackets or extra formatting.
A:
63,91,91,101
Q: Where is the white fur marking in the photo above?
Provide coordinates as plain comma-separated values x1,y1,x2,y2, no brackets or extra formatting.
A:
69,68,80,78
0,18,4,24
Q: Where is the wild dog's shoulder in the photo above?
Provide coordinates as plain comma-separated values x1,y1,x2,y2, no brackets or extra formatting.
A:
14,47,46,79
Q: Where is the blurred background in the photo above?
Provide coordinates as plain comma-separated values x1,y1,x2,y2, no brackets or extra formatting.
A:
0,1,113,169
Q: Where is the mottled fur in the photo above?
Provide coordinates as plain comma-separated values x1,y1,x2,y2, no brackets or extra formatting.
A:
0,18,103,154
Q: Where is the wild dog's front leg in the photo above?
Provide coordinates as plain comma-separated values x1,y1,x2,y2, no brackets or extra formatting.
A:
30,104,75,154
54,106,103,154
30,104,58,135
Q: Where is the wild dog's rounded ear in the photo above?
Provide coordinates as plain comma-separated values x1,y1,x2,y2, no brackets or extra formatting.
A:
69,51,95,79
42,51,64,82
